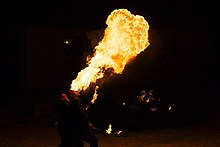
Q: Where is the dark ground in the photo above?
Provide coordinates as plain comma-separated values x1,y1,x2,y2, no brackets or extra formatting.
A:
1,95,220,147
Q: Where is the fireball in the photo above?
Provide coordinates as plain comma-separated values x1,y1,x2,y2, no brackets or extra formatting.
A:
70,9,150,92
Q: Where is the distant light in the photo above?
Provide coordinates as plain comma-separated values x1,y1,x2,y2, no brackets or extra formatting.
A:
168,106,172,110
122,102,125,106
150,107,157,111
64,40,69,44
146,98,150,103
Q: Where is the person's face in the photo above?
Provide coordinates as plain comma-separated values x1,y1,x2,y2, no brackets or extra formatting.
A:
61,94,69,101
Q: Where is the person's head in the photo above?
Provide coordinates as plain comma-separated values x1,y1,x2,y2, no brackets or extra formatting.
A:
60,93,69,102
66,90,80,100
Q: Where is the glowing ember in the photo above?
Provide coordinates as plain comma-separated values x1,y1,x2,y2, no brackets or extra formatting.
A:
106,123,112,134
70,8,150,92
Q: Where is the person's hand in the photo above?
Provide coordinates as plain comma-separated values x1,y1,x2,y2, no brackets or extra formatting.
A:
61,94,69,102
88,122,95,130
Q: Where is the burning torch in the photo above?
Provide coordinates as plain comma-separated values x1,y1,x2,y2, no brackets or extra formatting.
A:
86,86,99,110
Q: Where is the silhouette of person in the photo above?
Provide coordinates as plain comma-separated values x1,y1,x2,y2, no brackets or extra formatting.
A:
57,90,98,147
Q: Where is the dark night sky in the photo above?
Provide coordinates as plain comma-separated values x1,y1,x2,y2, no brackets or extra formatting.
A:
0,0,218,106
0,1,216,27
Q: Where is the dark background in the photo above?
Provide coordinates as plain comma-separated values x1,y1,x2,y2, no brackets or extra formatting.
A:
0,0,218,116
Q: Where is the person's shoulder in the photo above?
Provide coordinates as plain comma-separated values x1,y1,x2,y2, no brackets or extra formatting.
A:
74,97,81,101
72,97,83,104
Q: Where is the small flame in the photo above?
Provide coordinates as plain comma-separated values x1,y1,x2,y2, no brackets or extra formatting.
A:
106,123,112,134
91,86,99,104
115,130,123,135
70,9,150,92
86,86,99,110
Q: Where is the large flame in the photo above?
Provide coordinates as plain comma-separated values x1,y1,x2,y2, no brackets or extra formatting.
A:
70,9,150,91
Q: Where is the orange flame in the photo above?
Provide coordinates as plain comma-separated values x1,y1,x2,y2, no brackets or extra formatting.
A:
70,9,150,92
91,86,99,104
106,123,112,134
86,86,99,110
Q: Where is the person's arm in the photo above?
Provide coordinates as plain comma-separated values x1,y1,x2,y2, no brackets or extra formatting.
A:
75,97,90,122
88,122,96,130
